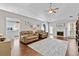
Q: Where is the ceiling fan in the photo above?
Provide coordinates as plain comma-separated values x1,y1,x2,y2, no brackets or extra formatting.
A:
48,3,59,14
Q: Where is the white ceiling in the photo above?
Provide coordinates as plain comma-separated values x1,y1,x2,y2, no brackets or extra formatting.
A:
0,3,79,22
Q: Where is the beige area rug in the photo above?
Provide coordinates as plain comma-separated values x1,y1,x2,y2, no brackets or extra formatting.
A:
28,38,68,56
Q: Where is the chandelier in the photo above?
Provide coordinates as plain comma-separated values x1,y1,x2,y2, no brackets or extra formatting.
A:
48,3,59,14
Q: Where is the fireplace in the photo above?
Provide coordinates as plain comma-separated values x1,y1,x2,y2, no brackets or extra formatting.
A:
57,31,64,39
57,32,64,36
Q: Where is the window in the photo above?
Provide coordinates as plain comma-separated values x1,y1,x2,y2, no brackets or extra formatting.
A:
67,21,76,38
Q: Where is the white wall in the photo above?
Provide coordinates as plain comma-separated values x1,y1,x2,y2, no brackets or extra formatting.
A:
49,20,76,37
21,17,42,31
0,9,77,38
0,15,5,35
0,9,43,35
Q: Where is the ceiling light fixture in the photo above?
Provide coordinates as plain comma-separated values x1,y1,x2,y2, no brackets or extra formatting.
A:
48,3,59,14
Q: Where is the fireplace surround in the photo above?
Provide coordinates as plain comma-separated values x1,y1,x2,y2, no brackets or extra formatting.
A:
56,31,64,39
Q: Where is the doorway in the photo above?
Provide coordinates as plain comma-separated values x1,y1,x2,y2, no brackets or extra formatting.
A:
6,17,20,40
6,17,21,55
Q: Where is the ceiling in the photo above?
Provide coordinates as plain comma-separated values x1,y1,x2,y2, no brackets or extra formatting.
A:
0,3,79,22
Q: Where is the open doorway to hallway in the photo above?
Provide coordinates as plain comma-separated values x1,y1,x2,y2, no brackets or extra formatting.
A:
6,17,21,55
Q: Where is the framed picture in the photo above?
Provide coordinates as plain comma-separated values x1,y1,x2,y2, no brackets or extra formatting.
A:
56,23,65,27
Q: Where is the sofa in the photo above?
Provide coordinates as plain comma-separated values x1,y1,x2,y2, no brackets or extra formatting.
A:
38,30,48,39
20,31,39,44
20,30,48,44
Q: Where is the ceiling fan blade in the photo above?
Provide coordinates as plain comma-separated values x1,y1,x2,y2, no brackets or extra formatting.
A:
54,8,59,10
53,10,56,13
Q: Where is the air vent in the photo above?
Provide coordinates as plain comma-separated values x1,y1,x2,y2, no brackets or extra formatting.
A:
69,16,73,18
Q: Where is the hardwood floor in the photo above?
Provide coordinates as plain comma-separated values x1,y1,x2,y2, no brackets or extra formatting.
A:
11,39,41,56
20,43,41,56
11,36,79,56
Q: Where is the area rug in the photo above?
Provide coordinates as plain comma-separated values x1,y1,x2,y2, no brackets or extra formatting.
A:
28,38,68,56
